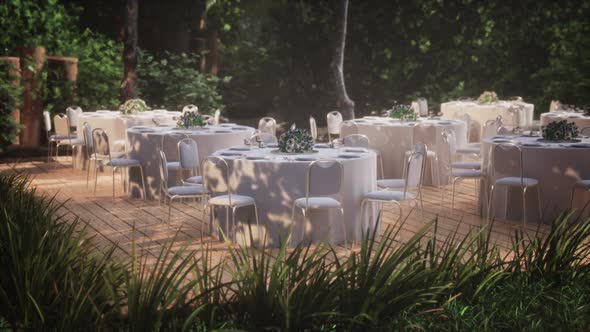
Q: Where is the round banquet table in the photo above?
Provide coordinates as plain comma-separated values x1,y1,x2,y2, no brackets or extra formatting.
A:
340,117,467,185
441,101,534,141
126,124,255,200
206,145,377,247
540,112,590,129
481,136,590,222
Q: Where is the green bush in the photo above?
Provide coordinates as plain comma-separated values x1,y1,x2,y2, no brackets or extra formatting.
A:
137,51,228,113
0,62,23,151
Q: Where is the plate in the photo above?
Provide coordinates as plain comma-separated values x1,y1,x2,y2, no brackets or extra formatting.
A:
270,149,319,155
537,138,582,143
219,152,243,157
568,143,590,148
343,148,367,153
231,127,249,131
214,130,231,134
338,154,360,159
521,143,542,147
245,156,264,160
295,157,318,162
492,139,513,143
438,121,453,125
267,143,279,148
314,144,331,149
229,147,250,151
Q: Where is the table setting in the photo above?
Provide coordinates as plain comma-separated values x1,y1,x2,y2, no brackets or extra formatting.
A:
340,108,467,184
440,92,535,141
481,120,590,222
540,105,590,129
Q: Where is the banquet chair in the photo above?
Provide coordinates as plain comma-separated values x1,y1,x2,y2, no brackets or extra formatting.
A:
309,116,318,142
258,117,277,136
570,180,590,209
203,156,260,242
291,159,346,246
497,126,513,136
66,106,83,133
340,120,358,135
360,144,426,233
65,107,85,168
441,129,487,215
404,123,441,186
549,100,561,112
159,150,208,223
178,138,203,185
182,104,198,114
45,112,80,166
327,111,343,142
465,117,503,150
213,109,221,125
580,127,590,137
376,143,427,210
92,128,146,199
82,122,96,188
343,134,384,178
454,113,480,156
487,143,542,226
160,132,191,198
248,132,278,145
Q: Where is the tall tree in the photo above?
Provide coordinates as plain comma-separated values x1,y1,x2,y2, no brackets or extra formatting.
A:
120,0,138,101
331,0,354,119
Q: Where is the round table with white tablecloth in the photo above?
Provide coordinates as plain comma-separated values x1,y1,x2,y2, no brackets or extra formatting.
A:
126,124,255,200
340,117,467,185
540,112,590,130
206,145,377,247
441,101,534,141
481,136,590,223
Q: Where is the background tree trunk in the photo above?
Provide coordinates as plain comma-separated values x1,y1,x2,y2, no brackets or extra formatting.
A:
120,0,138,101
331,0,354,120
18,46,45,147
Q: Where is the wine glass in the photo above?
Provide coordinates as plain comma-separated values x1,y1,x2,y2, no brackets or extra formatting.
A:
256,135,264,148
152,118,161,126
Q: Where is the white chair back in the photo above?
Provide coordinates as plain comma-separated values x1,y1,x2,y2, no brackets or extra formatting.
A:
306,160,343,198
66,106,82,127
342,134,369,148
249,132,277,145
213,109,221,125
202,156,232,203
441,128,458,158
417,98,428,116
258,117,277,136
309,116,317,141
161,132,189,159
43,111,52,133
482,120,500,140
53,114,69,137
182,105,198,114
178,138,199,170
456,113,473,142
580,126,590,137
497,126,512,135
491,143,525,186
405,143,427,189
92,128,111,160
340,120,358,135
549,100,561,112
82,122,93,156
327,111,343,135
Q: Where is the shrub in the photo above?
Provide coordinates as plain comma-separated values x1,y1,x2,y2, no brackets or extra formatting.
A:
137,51,228,113
0,62,23,151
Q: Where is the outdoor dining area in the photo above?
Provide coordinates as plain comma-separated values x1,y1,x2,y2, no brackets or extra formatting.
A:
38,93,590,248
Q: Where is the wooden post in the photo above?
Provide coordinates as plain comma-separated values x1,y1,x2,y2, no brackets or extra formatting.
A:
0,57,21,145
47,56,79,92
18,46,45,147
331,0,354,120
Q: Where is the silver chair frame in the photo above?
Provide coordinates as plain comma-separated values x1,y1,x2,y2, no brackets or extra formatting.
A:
487,142,542,226
290,159,346,246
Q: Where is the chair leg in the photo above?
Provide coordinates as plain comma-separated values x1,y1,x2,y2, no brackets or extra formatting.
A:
138,166,147,200
300,208,307,245
523,186,529,227
112,166,117,199
339,207,347,247
536,186,542,223
253,203,261,246
232,206,238,243
168,196,174,223
225,206,230,242
94,160,99,196
86,159,91,189
378,153,384,179
451,177,460,215
290,203,297,247
201,202,208,236
487,185,496,222
360,199,367,235
47,142,52,164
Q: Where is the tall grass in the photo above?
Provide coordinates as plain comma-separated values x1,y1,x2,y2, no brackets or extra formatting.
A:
1,171,590,330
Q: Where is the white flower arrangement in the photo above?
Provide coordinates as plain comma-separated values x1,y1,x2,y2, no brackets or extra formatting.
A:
542,120,579,142
119,98,150,114
278,128,314,153
477,91,499,104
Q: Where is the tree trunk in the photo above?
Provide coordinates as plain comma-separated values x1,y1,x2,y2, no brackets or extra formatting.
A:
18,46,45,147
331,0,354,120
120,0,138,101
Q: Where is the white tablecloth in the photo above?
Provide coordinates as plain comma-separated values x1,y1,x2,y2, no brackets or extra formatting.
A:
207,145,377,247
340,117,467,185
540,112,590,129
76,110,180,142
127,124,255,199
481,136,590,222
441,101,534,141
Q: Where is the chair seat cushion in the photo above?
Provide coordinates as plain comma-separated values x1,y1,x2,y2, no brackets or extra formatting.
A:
208,194,255,207
575,180,590,189
167,161,182,170
50,134,77,142
377,178,406,189
456,147,480,155
108,158,141,167
405,150,436,157
185,175,203,184
450,161,481,170
294,197,342,209
363,190,415,202
450,169,484,178
168,184,206,196
495,177,539,187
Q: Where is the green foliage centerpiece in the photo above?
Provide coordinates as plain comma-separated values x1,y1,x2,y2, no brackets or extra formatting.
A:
541,120,579,142
177,111,206,128
278,128,314,153
477,91,499,104
119,98,150,114
389,104,417,121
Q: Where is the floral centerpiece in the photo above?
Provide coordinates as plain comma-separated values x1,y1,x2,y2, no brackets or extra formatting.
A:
177,111,206,128
541,120,579,142
278,128,314,153
119,98,149,114
388,104,417,121
477,91,499,104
